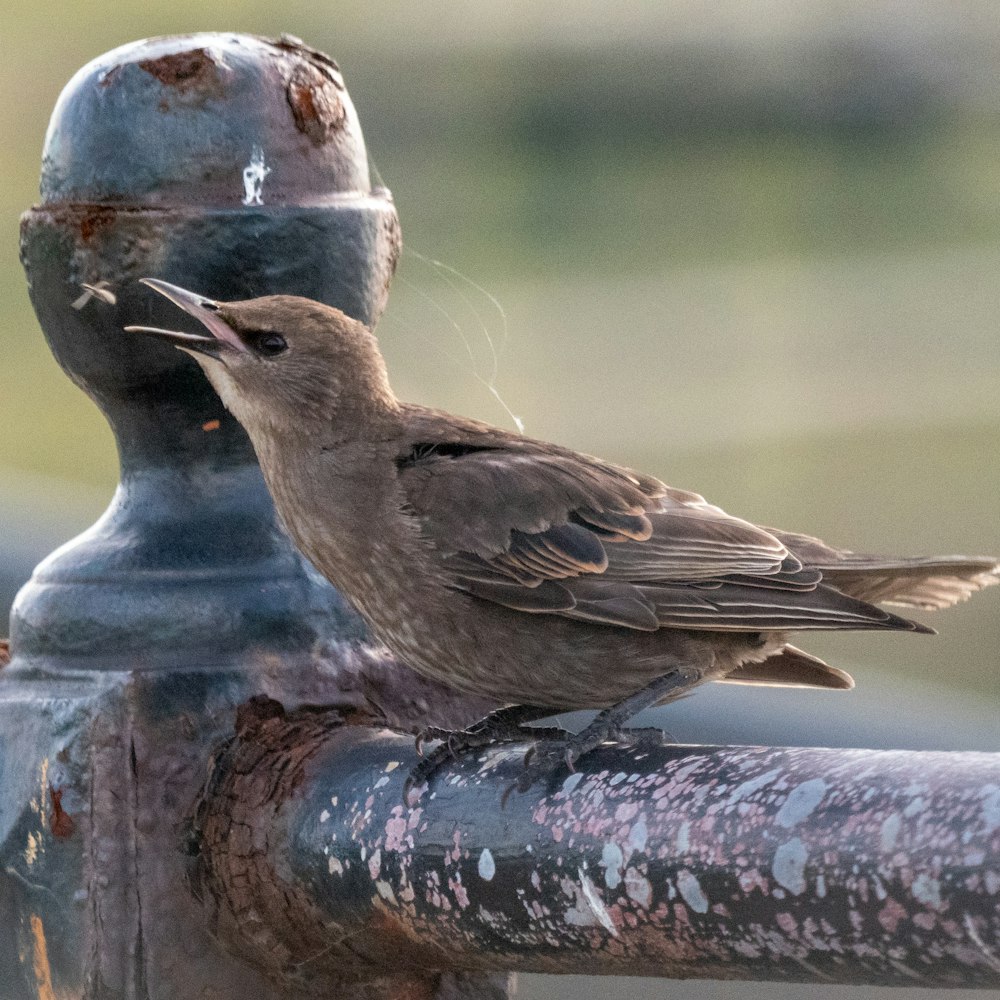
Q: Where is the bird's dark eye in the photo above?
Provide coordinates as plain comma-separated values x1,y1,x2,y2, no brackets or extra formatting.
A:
251,332,288,357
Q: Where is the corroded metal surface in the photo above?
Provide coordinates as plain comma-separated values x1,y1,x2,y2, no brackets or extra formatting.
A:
194,710,1000,989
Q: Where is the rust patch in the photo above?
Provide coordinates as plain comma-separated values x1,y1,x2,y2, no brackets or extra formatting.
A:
234,694,286,736
48,785,74,839
79,206,117,243
270,34,344,88
138,48,219,92
0,639,9,668
287,64,345,145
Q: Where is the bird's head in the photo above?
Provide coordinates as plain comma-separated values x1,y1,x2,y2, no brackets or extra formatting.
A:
127,279,397,438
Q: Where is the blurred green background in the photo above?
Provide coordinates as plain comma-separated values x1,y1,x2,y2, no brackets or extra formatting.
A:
2,3,999,997
4,1,999,695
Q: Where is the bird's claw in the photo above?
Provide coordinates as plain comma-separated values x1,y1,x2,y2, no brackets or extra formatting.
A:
509,723,673,798
515,738,579,794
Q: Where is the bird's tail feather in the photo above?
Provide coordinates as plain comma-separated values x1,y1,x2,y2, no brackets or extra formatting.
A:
817,556,1000,610
719,644,854,690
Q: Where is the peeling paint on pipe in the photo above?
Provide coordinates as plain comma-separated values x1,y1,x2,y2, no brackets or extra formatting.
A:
193,708,1000,989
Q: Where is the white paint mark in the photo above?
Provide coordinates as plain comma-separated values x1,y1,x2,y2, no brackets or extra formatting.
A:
478,848,495,881
776,779,827,828
675,821,690,853
815,873,826,898
561,772,583,794
772,838,808,895
676,869,709,913
964,912,1000,974
577,867,618,935
912,873,942,909
373,776,390,789
319,809,330,823
887,958,923,982
601,842,624,889
728,768,782,804
384,761,400,772
624,868,652,909
609,772,627,786
980,785,1000,834
626,814,648,854
375,879,397,905
242,145,271,206
880,813,901,852
328,856,343,875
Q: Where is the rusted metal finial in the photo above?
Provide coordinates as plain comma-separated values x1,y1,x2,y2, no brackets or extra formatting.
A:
15,32,401,665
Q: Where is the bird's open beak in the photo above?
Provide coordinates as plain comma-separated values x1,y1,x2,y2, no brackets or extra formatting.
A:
125,278,247,357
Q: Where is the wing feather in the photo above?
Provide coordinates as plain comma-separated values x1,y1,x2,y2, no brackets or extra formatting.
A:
395,407,937,635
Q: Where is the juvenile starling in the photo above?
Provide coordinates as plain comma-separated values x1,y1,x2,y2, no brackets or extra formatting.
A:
128,280,1000,791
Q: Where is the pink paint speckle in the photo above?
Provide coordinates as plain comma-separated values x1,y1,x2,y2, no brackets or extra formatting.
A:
615,802,639,823
877,897,907,934
384,815,408,852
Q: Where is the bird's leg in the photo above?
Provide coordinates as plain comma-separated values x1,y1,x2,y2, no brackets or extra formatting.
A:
514,667,701,794
405,704,564,804
414,703,560,755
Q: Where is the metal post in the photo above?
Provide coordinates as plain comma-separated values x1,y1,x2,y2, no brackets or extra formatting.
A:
193,704,1000,990
3,34,503,999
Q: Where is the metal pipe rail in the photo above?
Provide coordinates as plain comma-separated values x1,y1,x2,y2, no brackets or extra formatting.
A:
192,702,1000,993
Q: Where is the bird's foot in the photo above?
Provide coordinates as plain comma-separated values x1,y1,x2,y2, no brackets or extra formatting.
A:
511,723,673,797
508,667,698,798
404,704,561,805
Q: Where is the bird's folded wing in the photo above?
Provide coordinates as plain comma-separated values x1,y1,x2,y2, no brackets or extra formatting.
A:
396,429,925,634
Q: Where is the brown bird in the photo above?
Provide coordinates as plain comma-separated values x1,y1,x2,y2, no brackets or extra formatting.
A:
128,280,1000,793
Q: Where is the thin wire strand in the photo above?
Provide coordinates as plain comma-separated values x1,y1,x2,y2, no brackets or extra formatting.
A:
403,246,509,386
365,152,521,432
392,261,522,434
384,310,524,435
